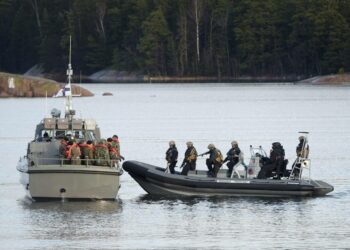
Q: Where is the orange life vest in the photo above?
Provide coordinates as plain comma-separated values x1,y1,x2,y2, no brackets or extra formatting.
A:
107,142,120,157
66,143,80,159
79,143,94,151
95,144,108,149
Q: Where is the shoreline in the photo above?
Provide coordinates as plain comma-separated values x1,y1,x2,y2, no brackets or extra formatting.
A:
1,71,349,99
80,74,350,85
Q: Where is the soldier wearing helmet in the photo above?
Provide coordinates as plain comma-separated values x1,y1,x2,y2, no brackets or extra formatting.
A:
94,139,111,166
296,136,309,158
257,142,285,179
199,144,223,177
223,141,241,177
291,136,310,177
165,140,178,174
180,141,198,175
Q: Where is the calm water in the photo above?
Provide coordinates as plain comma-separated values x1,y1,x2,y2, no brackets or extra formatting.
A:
0,83,349,249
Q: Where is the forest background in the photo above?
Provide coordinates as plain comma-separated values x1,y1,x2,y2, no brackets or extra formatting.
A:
0,0,349,81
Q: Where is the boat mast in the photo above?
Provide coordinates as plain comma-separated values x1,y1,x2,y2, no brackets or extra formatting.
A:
65,36,75,119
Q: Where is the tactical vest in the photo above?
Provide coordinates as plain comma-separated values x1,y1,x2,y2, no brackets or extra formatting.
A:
215,149,224,164
186,147,197,162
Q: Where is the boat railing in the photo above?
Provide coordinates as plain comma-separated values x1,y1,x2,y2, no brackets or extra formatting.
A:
288,132,311,182
289,157,311,182
29,156,123,170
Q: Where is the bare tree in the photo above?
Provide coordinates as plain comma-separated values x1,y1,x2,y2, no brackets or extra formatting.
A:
194,0,201,63
29,0,42,37
96,0,106,40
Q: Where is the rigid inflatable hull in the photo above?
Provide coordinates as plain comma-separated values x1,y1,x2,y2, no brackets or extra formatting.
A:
123,161,333,197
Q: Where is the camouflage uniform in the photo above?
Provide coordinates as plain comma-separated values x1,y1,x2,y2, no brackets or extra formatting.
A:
94,139,111,166
107,137,124,167
79,140,94,165
59,138,68,164
71,143,81,165
65,141,81,165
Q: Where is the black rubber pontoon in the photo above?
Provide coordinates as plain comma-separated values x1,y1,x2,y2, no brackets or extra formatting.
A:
123,160,334,198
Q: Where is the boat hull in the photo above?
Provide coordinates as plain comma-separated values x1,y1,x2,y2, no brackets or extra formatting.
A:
18,163,121,200
123,161,334,198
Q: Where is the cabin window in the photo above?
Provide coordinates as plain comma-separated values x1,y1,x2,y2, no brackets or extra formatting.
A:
36,130,53,142
55,130,66,139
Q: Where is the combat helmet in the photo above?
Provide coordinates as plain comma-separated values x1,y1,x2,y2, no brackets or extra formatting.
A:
207,143,215,149
99,139,107,144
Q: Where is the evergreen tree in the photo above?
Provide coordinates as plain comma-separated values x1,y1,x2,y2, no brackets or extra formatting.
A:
137,7,173,75
1,0,350,77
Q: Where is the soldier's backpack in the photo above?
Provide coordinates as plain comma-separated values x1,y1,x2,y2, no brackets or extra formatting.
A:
215,150,224,164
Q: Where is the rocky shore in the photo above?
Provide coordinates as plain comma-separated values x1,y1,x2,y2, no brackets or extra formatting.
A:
0,72,93,98
297,74,350,85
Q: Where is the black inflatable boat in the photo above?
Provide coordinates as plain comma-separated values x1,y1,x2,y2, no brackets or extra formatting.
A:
123,160,334,198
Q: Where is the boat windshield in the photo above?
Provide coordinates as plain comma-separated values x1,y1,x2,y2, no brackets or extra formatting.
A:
36,129,96,141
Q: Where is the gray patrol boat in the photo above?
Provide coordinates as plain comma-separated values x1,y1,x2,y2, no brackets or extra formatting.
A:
17,38,122,200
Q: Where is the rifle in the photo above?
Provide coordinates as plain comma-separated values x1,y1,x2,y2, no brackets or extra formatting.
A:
180,161,186,168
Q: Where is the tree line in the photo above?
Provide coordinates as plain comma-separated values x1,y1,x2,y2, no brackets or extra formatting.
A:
0,0,349,78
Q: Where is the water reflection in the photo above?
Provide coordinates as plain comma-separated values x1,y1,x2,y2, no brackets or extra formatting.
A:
19,198,123,214
16,198,124,248
136,193,312,205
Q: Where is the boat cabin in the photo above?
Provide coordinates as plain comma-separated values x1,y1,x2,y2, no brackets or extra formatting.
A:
27,110,101,166
34,117,100,142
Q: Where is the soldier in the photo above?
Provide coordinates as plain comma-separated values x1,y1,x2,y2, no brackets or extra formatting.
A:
59,136,69,164
112,135,121,156
66,140,81,165
257,142,285,179
107,137,125,167
199,144,223,177
223,141,241,177
79,140,94,165
180,141,197,176
94,139,111,166
43,131,50,142
165,140,178,174
291,136,310,177
296,136,309,158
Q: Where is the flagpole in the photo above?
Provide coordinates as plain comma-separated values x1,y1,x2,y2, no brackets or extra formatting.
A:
65,36,74,119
